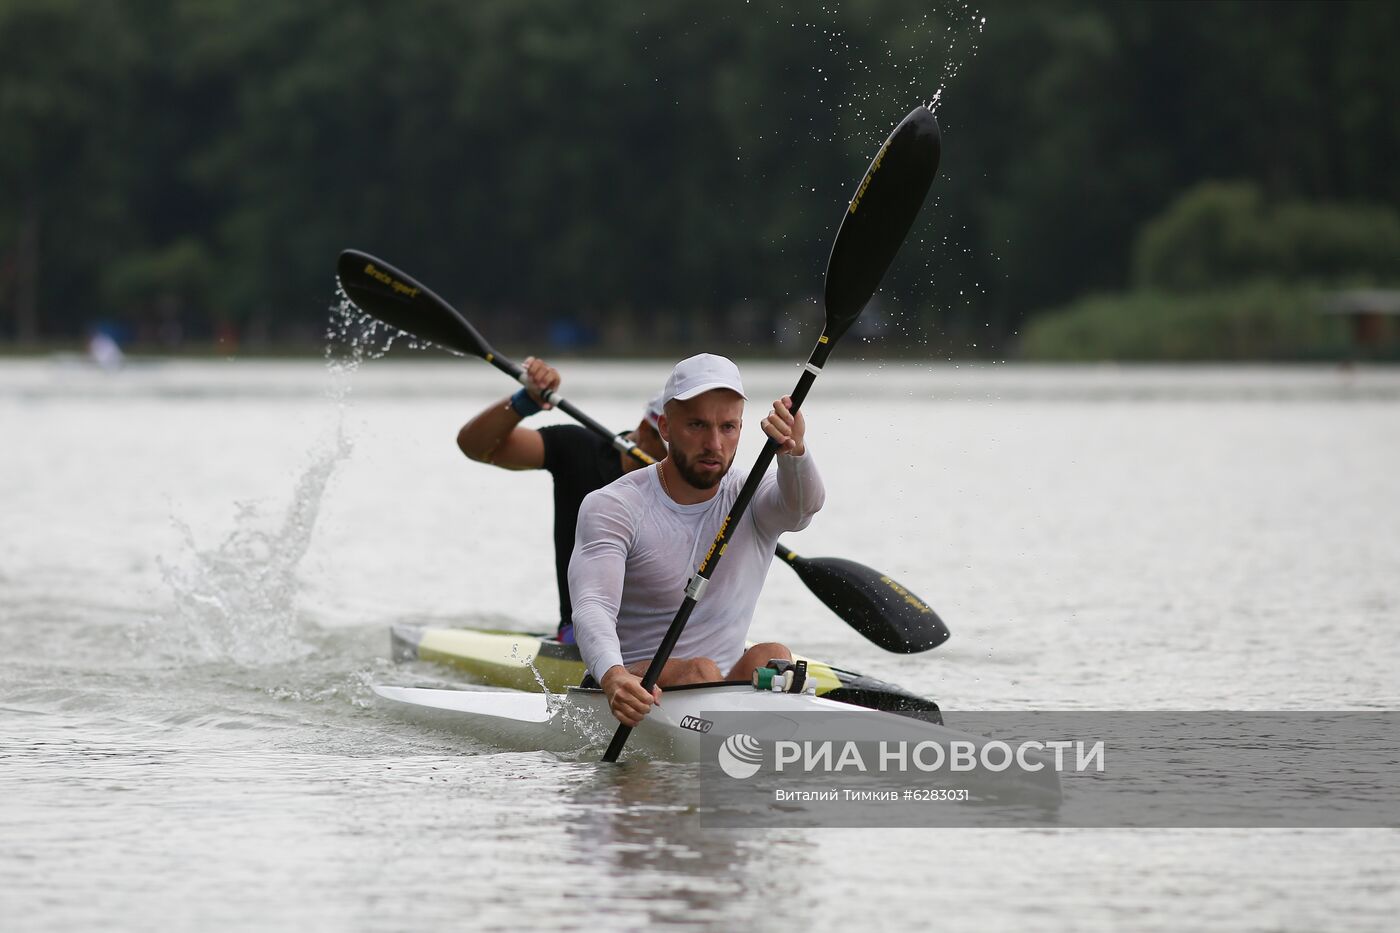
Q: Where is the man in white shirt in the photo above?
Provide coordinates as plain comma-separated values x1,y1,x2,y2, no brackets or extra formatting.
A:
568,353,825,726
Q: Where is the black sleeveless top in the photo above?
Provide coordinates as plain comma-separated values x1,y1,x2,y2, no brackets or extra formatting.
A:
539,425,625,630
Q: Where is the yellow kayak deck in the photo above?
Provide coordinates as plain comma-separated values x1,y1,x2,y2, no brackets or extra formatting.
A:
391,624,942,722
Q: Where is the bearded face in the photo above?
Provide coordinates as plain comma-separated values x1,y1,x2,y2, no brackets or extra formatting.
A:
658,391,744,490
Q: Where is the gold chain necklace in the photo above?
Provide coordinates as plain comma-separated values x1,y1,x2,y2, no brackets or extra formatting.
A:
657,462,673,500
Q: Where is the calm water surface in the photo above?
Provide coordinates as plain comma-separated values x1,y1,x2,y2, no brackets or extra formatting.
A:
3,359,1398,931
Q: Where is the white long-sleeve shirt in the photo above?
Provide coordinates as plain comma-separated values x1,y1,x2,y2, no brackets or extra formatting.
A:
569,452,824,684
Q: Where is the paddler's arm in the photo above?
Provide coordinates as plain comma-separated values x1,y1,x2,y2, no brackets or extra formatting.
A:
455,356,561,469
752,396,826,537
569,489,659,726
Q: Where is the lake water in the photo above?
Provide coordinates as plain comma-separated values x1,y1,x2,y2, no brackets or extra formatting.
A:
3,358,1398,931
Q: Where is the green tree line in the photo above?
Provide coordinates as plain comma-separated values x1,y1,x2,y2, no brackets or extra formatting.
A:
1020,181,1400,360
2,0,1397,354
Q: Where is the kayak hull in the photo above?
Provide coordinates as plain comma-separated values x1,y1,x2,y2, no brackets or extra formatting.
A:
391,623,943,723
371,682,1062,802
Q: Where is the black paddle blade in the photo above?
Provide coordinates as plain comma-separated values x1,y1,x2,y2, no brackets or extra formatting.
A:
336,249,493,359
823,105,941,340
789,555,951,653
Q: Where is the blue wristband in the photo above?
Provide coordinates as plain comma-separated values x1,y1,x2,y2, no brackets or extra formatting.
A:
510,387,543,417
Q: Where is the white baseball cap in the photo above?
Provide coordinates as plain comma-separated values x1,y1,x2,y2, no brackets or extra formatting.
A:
643,392,665,429
661,353,747,405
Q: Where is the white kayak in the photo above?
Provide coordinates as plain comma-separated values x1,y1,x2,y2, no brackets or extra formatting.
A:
373,681,1062,802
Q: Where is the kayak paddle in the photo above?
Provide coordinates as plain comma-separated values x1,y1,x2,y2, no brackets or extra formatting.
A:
776,545,948,653
603,104,943,762
336,250,655,468
336,250,950,654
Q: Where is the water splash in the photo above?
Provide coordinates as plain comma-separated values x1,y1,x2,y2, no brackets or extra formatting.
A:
325,282,439,395
151,425,353,665
504,641,609,744
325,286,396,403
507,641,555,696
926,6,985,113
499,640,618,746
139,287,392,666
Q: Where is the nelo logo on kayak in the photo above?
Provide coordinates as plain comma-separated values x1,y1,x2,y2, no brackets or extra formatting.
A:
680,715,713,734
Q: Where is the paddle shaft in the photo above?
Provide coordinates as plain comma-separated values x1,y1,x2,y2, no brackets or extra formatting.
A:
601,332,834,762
487,351,656,465
509,363,828,568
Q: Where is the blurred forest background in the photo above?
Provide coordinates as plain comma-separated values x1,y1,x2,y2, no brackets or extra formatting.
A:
2,0,1398,360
